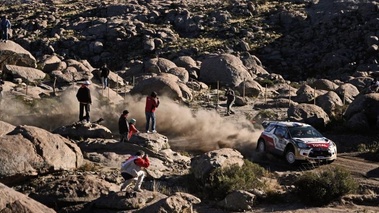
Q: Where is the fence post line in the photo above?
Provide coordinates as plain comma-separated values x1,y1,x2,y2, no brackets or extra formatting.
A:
116,76,119,92
288,83,291,106
243,78,246,98
53,77,57,95
216,81,219,109
25,84,28,95
343,91,346,105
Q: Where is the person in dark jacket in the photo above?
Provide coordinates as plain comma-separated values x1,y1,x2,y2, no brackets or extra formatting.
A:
118,110,129,142
76,81,92,123
1,15,11,42
225,87,235,115
145,91,160,133
100,64,110,89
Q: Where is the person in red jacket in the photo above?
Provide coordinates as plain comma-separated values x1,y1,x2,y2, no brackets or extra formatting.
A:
128,118,140,141
145,91,159,133
120,150,150,192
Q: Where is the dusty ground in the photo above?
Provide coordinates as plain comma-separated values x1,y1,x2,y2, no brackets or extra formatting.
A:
190,99,379,213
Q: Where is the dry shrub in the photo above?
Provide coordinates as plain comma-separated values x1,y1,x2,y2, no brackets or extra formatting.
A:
294,166,358,206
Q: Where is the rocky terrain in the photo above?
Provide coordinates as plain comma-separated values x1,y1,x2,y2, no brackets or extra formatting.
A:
0,0,379,213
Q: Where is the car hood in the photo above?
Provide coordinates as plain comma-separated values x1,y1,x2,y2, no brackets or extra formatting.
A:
293,137,331,148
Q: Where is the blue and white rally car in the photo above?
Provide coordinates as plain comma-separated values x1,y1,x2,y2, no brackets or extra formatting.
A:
256,121,337,165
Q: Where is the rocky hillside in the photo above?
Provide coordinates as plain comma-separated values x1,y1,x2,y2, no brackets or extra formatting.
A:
1,1,379,213
2,0,378,81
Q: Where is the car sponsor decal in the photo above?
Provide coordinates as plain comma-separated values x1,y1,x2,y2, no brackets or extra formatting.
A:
307,143,329,148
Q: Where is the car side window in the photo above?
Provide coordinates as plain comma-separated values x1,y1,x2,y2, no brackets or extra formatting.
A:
274,126,287,138
264,124,275,132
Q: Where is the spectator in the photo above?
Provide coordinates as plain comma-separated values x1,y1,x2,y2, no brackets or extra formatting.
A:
100,64,110,89
118,110,129,142
76,81,92,123
1,15,11,42
120,150,150,192
145,91,160,133
128,118,140,141
225,87,235,115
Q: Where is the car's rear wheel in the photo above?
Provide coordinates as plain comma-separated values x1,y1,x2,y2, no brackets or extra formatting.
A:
285,147,297,165
256,139,266,152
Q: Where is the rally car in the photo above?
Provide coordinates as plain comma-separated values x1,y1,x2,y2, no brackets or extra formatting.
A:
256,121,337,165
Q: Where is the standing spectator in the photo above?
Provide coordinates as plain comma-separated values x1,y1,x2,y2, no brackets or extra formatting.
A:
100,64,110,89
118,110,129,142
1,15,11,42
145,91,160,133
76,81,92,123
128,118,140,141
225,87,235,115
120,150,150,192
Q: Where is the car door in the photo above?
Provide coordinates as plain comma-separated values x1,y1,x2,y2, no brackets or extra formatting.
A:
273,126,289,152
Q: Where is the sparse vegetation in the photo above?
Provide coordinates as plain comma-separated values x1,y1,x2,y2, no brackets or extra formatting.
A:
294,166,358,206
78,162,98,172
357,141,379,153
194,160,268,200
256,78,275,87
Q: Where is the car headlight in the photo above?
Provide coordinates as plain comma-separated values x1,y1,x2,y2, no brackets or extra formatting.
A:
294,139,309,149
297,142,309,149
328,141,337,149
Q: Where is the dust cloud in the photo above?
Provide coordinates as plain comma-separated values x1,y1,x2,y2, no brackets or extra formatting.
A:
0,85,263,155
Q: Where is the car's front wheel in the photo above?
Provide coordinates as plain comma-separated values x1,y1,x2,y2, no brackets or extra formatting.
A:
285,147,297,165
256,139,266,152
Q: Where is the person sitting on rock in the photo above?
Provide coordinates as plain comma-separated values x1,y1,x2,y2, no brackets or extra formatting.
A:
120,150,150,192
128,118,139,141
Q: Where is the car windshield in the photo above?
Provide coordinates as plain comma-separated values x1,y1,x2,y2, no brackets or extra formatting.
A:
289,126,323,138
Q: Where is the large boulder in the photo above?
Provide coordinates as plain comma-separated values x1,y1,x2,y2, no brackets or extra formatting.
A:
335,83,360,104
130,132,170,152
344,93,379,130
168,67,189,83
287,103,330,128
293,84,319,103
199,54,252,87
0,120,15,136
53,122,113,139
0,183,55,213
190,148,244,180
26,174,119,208
130,74,189,101
39,55,65,73
3,64,46,84
144,57,177,73
309,79,339,91
217,190,256,211
315,91,344,116
86,190,167,211
137,192,201,213
1,125,84,185
236,79,263,97
0,40,37,68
